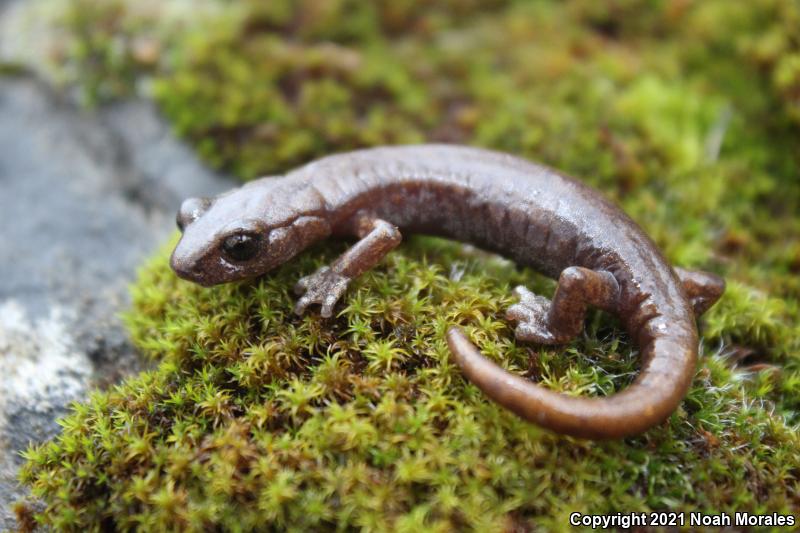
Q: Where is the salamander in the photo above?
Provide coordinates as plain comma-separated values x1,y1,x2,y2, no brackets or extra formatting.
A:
170,144,725,439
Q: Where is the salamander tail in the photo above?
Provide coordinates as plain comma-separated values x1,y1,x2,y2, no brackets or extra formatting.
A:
446,325,696,439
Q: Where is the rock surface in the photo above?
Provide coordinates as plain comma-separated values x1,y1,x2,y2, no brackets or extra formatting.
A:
0,74,232,527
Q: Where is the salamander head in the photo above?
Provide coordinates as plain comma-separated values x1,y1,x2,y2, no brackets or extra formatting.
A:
170,181,329,286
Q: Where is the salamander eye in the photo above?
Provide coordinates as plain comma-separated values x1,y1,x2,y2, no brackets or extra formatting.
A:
177,197,212,232
221,232,261,262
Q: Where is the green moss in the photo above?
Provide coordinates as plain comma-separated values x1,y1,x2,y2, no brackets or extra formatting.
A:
18,239,800,530
17,0,800,530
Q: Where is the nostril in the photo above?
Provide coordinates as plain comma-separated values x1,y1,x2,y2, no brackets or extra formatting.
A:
170,250,194,280
172,260,188,276
172,261,198,282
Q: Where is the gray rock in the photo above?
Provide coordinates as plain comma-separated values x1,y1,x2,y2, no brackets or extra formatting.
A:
0,74,233,527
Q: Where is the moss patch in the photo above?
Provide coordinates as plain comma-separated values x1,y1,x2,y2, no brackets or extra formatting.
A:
19,239,800,530
17,0,800,530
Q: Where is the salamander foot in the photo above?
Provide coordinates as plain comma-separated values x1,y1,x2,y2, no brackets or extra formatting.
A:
506,286,564,344
506,267,620,345
294,266,350,318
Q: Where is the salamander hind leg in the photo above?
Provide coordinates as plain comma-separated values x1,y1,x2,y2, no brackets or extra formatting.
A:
506,286,561,344
507,267,619,344
674,267,725,317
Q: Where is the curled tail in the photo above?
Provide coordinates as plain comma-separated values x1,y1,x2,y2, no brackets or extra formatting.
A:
446,318,698,439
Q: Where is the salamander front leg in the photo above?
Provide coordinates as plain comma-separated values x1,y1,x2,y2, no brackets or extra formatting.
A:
506,267,619,344
294,218,401,317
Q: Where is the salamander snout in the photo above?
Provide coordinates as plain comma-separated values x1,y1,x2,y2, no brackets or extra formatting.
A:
170,246,203,284
170,245,218,287
176,196,212,231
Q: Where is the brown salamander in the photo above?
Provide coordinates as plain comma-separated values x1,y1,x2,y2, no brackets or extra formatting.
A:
170,145,725,439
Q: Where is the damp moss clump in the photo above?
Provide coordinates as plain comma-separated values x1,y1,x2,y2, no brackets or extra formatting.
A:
16,0,800,530
18,239,800,530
